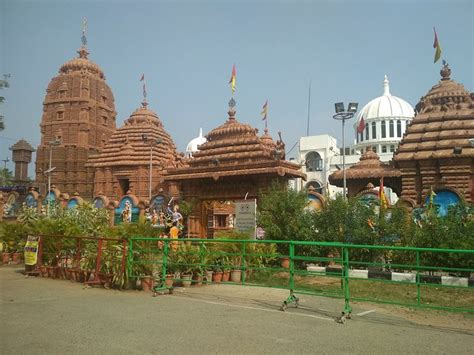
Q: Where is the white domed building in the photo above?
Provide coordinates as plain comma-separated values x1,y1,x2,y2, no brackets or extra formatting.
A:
185,128,207,158
295,75,414,199
353,75,414,156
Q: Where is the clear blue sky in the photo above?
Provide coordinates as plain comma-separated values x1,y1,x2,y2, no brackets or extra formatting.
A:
1,0,473,176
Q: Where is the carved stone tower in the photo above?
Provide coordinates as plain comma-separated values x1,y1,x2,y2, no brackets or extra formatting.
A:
10,139,35,182
35,27,116,198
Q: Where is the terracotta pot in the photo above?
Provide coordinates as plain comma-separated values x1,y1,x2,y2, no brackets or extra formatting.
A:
141,276,154,292
192,273,203,286
181,273,192,287
222,270,230,282
281,257,290,269
39,265,47,277
2,253,11,264
12,252,22,264
205,270,213,284
230,269,242,283
212,271,223,283
165,275,174,288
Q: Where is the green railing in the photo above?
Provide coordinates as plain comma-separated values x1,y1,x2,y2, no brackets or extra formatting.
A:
128,238,474,315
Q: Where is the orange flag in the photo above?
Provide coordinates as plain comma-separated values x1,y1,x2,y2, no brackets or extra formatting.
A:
229,64,236,94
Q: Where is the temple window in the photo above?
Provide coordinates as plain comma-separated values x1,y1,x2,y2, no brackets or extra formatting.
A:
390,145,395,152
389,120,394,137
397,120,402,137
305,151,323,172
58,90,66,99
365,123,369,140
382,145,387,153
101,95,107,104
381,121,386,138
372,122,376,139
360,131,364,142
372,146,377,153
102,116,108,126
57,111,64,120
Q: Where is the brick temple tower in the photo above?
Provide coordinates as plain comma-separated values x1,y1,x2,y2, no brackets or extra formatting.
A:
393,62,474,206
35,24,116,198
10,139,35,182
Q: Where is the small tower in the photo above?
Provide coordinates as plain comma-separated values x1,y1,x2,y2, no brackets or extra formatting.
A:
10,139,35,182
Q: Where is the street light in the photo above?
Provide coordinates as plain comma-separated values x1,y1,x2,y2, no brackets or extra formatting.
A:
142,134,163,200
333,102,358,199
46,138,61,215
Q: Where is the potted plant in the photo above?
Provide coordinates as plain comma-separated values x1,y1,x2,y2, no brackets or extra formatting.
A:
176,243,200,287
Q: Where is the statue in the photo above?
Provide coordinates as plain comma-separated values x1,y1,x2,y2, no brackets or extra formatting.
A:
121,201,132,223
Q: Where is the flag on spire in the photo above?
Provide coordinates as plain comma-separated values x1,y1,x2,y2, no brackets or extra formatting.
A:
261,100,268,121
140,74,147,99
433,27,442,63
357,117,365,134
229,64,236,95
379,177,388,209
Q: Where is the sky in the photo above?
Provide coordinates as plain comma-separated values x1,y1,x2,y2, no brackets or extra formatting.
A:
1,0,473,176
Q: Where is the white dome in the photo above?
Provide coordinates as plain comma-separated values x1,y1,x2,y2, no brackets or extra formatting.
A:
185,128,207,158
355,75,414,123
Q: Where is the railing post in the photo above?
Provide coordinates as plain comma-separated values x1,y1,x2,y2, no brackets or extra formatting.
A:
342,246,352,315
241,242,246,285
289,242,295,291
416,250,421,306
162,239,169,280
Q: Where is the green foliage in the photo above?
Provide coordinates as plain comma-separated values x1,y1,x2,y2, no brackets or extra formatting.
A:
0,168,14,185
257,182,314,253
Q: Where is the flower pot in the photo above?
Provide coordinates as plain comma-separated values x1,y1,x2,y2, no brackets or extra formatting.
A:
39,265,47,277
212,271,223,283
222,270,230,282
181,273,192,287
165,274,174,288
12,252,22,264
192,273,203,286
2,252,11,264
280,257,290,269
141,276,154,292
205,270,213,284
230,269,242,283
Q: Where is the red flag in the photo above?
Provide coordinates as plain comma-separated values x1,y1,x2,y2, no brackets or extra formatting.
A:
140,74,145,81
357,117,365,134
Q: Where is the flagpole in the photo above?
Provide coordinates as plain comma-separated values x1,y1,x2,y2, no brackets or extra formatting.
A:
306,80,311,136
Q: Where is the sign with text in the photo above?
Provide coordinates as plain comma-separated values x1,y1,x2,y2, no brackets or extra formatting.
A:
24,235,40,266
235,199,256,238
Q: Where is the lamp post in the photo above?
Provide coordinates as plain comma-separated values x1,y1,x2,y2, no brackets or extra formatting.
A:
45,138,61,215
142,134,163,200
333,102,358,199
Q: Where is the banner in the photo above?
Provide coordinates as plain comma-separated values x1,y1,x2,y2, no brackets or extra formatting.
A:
24,235,40,266
235,199,256,238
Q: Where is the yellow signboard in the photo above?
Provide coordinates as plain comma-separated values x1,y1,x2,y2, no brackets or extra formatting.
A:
24,235,40,266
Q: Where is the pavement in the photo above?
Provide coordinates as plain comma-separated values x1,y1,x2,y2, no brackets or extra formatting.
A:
1,266,473,354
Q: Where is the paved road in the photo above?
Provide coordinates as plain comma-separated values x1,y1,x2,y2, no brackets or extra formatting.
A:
1,266,473,354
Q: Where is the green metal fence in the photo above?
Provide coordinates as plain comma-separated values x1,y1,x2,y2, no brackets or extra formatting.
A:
128,238,474,315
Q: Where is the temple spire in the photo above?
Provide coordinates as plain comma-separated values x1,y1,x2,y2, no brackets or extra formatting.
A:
77,18,89,59
383,74,390,96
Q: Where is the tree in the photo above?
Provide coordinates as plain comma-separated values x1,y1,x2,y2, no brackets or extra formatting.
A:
0,168,14,186
0,74,10,131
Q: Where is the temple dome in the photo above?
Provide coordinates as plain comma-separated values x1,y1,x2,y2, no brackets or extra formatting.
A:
189,105,281,167
185,128,207,158
356,75,414,123
394,63,474,161
87,102,180,168
59,47,105,79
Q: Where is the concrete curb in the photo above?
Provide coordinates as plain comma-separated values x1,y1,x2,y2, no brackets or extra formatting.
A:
306,266,473,287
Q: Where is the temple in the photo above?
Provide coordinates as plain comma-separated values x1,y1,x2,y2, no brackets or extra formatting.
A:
164,99,305,237
86,100,182,201
34,30,116,199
